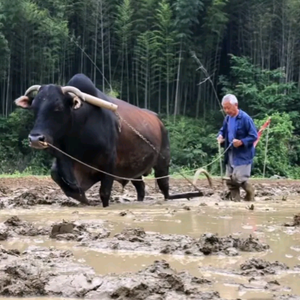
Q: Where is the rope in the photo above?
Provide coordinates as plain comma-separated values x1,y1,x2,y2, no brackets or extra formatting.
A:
39,141,232,182
218,142,223,178
263,123,270,178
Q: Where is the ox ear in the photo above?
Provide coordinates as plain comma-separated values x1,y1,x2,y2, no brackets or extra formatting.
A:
14,95,32,109
63,92,83,110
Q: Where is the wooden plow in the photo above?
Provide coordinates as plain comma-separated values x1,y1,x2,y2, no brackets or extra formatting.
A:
166,168,214,200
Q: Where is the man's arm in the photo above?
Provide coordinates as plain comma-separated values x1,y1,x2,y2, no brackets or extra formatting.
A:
217,117,227,138
241,116,258,147
217,118,227,144
218,126,224,138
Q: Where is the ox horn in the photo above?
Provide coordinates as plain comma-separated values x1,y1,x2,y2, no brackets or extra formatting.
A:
14,85,41,108
24,85,41,96
61,86,118,111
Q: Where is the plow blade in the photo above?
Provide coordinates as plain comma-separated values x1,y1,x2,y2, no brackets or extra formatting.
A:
168,191,204,200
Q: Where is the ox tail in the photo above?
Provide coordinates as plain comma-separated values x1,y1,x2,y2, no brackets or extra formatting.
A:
192,168,213,188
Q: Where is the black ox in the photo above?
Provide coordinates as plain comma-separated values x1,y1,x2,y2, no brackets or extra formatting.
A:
15,74,212,207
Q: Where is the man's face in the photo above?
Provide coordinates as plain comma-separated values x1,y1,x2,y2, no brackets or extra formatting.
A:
222,100,238,117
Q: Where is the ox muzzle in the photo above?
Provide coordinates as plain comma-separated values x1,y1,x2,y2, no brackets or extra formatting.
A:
28,133,48,149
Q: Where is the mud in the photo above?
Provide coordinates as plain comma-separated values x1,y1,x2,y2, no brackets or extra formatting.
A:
5,217,269,257
239,258,289,276
1,177,300,300
78,227,269,257
0,246,221,299
1,177,300,209
275,296,300,300
0,216,49,240
49,220,111,241
283,213,300,227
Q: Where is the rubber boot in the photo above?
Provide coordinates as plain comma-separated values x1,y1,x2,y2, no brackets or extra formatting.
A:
226,179,241,202
229,187,241,202
241,182,255,201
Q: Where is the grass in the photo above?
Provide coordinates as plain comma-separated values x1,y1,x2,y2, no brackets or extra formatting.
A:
0,172,49,179
0,164,298,181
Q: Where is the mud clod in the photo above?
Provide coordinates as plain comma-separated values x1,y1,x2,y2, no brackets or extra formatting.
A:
240,258,289,276
239,278,290,293
0,246,93,297
8,190,55,208
0,224,8,240
0,216,49,239
275,295,300,300
83,260,219,300
183,206,191,211
198,233,269,255
284,213,300,227
0,247,222,299
50,221,75,238
80,227,269,257
49,220,111,241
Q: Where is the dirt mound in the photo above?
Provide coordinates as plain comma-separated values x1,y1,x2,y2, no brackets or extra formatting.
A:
0,186,100,209
0,216,49,240
239,258,289,276
0,246,222,299
275,295,300,300
0,246,93,297
79,227,270,257
283,213,300,227
253,183,300,197
1,189,56,208
49,220,111,241
238,278,291,293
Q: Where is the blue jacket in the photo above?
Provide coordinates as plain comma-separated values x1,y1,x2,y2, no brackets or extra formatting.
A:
218,109,258,166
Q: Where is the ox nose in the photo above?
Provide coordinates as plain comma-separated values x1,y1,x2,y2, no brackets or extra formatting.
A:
28,134,46,148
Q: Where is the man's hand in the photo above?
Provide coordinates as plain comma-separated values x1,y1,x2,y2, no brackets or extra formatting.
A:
233,139,243,147
217,135,225,144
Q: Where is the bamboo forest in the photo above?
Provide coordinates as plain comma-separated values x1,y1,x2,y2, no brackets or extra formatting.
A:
0,0,299,178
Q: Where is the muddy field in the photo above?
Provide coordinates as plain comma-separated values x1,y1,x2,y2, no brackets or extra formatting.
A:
1,176,300,300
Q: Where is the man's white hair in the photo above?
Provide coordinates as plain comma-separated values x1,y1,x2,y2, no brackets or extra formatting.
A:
222,94,238,105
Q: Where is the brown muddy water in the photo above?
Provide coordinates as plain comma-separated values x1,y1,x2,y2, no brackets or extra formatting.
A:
1,177,300,300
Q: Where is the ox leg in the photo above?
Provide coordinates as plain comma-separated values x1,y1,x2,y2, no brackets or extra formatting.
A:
154,168,170,200
131,177,145,202
99,176,114,208
50,160,89,205
121,179,129,193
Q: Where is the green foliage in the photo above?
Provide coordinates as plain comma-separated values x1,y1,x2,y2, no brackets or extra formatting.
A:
115,0,134,49
0,0,300,180
252,112,294,177
173,0,204,41
219,55,300,120
163,116,218,171
153,1,178,75
0,109,51,175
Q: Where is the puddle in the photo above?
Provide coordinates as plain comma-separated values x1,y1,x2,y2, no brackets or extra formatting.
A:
0,177,300,299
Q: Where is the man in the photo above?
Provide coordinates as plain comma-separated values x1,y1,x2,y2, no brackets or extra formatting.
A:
217,94,258,201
